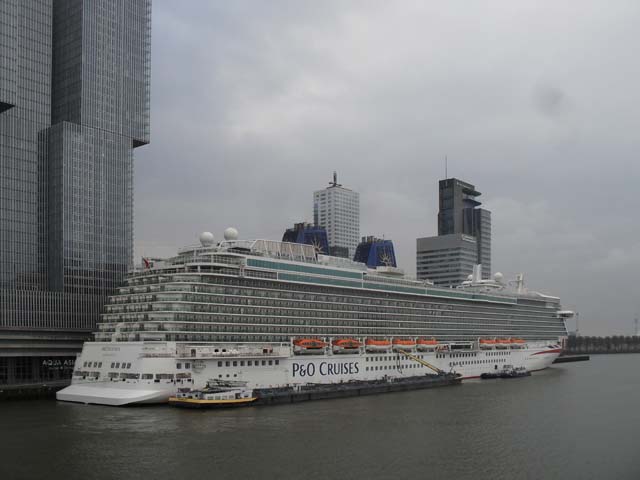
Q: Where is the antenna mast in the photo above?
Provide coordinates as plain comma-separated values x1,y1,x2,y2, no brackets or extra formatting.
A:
445,155,448,179
330,171,341,188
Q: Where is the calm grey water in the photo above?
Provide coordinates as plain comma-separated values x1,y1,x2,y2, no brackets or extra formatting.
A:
1,354,639,480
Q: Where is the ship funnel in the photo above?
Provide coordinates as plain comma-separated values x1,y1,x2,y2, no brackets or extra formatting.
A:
472,264,483,283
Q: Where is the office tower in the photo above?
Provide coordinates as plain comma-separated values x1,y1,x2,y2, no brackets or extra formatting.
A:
282,222,330,255
417,178,491,287
313,172,360,258
0,0,151,388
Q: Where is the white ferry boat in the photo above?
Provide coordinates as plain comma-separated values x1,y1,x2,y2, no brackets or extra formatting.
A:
57,229,573,406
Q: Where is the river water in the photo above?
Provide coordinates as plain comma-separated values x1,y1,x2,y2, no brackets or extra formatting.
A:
1,354,639,480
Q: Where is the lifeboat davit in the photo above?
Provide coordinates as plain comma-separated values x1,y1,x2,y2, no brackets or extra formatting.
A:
365,338,392,353
479,338,496,350
495,338,511,349
293,338,327,355
510,338,526,349
416,337,438,352
392,338,416,352
332,338,362,354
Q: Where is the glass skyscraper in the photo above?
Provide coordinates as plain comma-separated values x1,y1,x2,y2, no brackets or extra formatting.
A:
417,178,492,287
0,0,151,388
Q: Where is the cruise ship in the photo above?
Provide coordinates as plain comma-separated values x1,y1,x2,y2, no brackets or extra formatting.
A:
57,229,572,405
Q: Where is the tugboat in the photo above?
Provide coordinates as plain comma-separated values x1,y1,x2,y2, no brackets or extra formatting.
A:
169,379,257,408
481,365,531,379
500,366,531,378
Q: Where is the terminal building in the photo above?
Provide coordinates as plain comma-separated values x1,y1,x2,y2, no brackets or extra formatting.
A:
313,172,360,258
417,178,492,287
0,1,151,388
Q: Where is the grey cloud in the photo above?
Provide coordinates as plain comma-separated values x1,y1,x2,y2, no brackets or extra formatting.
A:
135,0,640,335
533,85,568,117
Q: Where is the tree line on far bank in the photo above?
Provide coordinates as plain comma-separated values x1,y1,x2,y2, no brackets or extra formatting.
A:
565,335,640,354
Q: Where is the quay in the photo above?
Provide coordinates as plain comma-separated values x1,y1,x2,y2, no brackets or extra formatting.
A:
0,380,70,401
170,374,461,409
253,374,461,406
553,355,590,364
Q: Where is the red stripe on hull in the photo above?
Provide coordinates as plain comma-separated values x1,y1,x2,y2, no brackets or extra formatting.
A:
531,349,562,355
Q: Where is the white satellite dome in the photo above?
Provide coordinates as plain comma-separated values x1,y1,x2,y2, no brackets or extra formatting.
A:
224,227,239,241
467,274,474,281
494,272,504,283
199,231,215,247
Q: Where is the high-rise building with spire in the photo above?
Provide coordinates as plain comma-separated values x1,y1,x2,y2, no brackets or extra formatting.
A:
313,172,360,258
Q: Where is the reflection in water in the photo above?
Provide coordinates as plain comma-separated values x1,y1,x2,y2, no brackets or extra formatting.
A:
2,355,640,480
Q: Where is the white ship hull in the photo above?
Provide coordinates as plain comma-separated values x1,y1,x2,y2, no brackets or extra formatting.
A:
57,341,562,406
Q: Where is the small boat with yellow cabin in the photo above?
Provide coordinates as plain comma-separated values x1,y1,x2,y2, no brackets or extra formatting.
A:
169,379,257,409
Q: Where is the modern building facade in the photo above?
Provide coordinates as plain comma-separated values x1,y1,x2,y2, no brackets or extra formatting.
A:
416,234,478,287
417,178,491,287
313,172,360,258
0,0,151,388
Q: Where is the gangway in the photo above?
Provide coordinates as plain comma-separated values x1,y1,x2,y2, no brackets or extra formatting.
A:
396,349,446,375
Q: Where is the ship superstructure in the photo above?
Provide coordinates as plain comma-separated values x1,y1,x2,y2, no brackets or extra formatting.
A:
57,229,570,405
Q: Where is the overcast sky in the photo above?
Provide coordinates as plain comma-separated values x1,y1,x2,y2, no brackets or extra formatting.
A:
135,1,640,336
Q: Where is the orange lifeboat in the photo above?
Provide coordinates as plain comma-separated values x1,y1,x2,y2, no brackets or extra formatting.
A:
365,338,392,353
332,338,362,354
510,338,526,349
416,337,438,352
479,338,496,350
495,338,511,349
293,338,327,355
392,338,416,352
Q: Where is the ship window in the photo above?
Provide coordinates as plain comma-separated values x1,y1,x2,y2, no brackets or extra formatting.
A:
261,360,266,366
225,361,230,367
275,360,279,365
233,361,237,367
115,363,120,368
177,363,182,369
127,363,132,369
240,361,245,366
268,360,273,366
247,360,252,366
142,374,153,380
218,361,222,367
111,363,115,368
